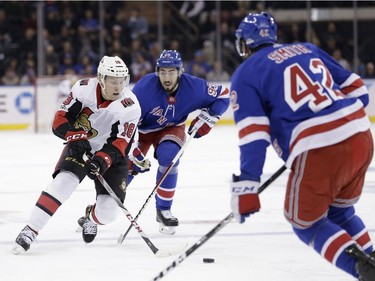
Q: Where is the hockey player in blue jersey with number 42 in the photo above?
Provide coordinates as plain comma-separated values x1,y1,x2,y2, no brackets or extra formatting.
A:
128,50,229,235
229,12,375,280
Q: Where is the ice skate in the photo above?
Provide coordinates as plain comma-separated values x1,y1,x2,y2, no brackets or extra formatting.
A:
77,205,97,243
156,209,178,235
12,225,38,254
345,244,375,281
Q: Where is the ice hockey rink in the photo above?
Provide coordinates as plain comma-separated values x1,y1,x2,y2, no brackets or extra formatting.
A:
0,125,374,281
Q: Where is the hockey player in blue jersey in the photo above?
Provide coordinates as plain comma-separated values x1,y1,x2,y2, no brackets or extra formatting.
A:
229,12,375,280
129,50,229,234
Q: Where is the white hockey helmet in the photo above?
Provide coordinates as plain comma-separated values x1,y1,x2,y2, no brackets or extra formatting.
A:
97,56,130,100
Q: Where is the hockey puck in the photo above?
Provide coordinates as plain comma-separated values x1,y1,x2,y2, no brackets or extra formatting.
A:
203,258,215,263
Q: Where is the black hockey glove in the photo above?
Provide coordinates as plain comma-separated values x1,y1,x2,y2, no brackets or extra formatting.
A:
65,129,91,157
87,152,112,180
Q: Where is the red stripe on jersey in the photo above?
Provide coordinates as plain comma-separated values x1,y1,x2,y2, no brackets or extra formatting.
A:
112,138,129,157
219,87,229,97
36,191,61,215
157,188,175,199
290,108,366,152
239,124,270,139
356,231,371,248
52,111,68,130
341,78,365,95
324,232,352,263
81,107,93,116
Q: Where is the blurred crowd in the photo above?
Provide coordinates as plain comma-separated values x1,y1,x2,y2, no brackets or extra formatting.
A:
1,1,375,86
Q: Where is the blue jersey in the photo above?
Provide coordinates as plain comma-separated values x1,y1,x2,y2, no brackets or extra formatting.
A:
132,72,230,133
230,42,370,181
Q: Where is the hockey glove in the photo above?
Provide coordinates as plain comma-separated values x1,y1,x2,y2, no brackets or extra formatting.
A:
87,151,112,180
188,109,219,138
65,129,91,157
230,174,260,223
129,147,151,176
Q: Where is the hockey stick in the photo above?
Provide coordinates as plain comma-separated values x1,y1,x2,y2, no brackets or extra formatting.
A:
96,173,187,258
151,165,287,280
117,128,197,244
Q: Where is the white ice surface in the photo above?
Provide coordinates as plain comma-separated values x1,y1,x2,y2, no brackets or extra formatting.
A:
0,125,374,281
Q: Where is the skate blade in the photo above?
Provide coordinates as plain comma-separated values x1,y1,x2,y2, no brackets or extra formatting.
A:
12,244,26,255
159,223,176,235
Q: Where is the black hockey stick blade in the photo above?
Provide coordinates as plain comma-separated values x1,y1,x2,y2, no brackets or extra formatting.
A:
150,165,286,280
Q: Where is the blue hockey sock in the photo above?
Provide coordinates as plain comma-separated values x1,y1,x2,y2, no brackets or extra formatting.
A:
154,141,180,210
293,218,358,278
329,206,373,254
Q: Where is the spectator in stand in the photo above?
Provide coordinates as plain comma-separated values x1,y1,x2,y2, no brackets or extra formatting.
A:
202,39,215,66
169,39,180,50
185,50,212,77
60,5,79,33
130,51,152,82
0,32,17,76
110,24,127,46
320,21,343,56
80,8,99,33
231,4,249,33
218,21,240,73
127,7,148,42
18,28,37,61
148,41,162,69
74,54,96,75
107,39,131,63
1,65,20,85
200,10,217,42
58,53,77,75
45,44,60,69
332,48,351,70
45,5,63,39
206,60,230,82
76,24,98,63
19,57,36,85
287,23,306,42
129,38,149,65
45,63,57,76
364,62,375,78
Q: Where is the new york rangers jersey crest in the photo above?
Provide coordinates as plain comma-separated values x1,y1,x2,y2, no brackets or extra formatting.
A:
132,73,230,134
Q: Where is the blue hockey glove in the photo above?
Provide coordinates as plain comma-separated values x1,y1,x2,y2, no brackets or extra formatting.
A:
129,147,151,176
188,109,219,138
230,174,261,223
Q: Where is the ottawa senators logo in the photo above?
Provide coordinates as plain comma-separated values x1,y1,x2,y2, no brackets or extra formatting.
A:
120,179,127,192
74,108,98,138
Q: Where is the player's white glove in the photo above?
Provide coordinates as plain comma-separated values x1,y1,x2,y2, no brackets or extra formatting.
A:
230,174,260,223
188,109,219,138
129,147,151,175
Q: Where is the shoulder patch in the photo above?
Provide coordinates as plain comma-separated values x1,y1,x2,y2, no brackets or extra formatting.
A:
121,98,135,107
80,79,89,86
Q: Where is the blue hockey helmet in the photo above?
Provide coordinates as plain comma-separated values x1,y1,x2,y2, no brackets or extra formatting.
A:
235,12,277,57
155,50,184,76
